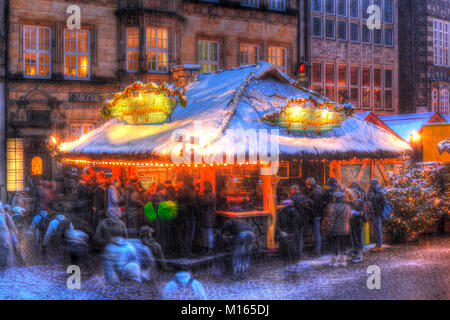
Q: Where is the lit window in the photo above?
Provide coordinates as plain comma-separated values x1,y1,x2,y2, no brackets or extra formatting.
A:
71,123,95,141
31,156,43,176
439,89,449,114
23,26,51,78
7,139,24,192
241,0,259,8
64,29,90,79
325,64,335,100
268,0,286,11
362,67,371,109
126,27,139,72
146,27,168,73
385,69,393,110
312,63,322,83
239,43,259,66
268,46,287,73
432,89,438,112
198,40,219,73
373,68,382,108
350,66,360,108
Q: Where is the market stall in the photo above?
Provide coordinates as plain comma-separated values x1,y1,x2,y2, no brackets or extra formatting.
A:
58,62,411,249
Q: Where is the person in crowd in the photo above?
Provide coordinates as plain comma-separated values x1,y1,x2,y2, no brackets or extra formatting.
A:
345,186,367,263
0,203,23,274
35,180,49,213
162,268,207,300
11,187,30,209
11,206,27,234
200,181,216,255
323,177,339,208
367,179,386,252
323,192,351,267
50,194,66,215
27,210,51,254
150,183,167,244
289,185,313,258
177,176,196,258
108,178,124,216
125,176,145,237
93,209,128,251
42,214,74,264
77,174,92,228
276,199,301,261
305,177,323,256
221,219,255,279
139,226,167,270
126,237,156,283
92,178,107,234
102,236,142,284
65,229,89,266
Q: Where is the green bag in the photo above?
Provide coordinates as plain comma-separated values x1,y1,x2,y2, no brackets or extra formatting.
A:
158,201,178,221
144,202,157,222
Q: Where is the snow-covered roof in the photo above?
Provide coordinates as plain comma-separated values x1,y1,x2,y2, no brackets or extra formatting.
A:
59,62,411,162
378,112,446,141
443,114,450,122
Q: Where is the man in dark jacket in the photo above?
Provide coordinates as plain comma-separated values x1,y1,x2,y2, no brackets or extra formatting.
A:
367,179,385,252
289,185,313,258
221,219,254,279
125,176,145,237
322,177,339,208
276,200,300,261
77,174,92,229
200,181,216,255
177,177,196,258
93,209,128,251
305,177,323,256
347,180,368,262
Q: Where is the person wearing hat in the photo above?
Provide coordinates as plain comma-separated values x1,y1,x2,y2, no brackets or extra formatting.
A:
323,191,351,267
125,176,145,237
289,185,313,258
305,177,324,256
367,179,386,252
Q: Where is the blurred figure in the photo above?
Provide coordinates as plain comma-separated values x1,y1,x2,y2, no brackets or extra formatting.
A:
289,185,313,258
0,203,23,274
108,178,123,217
11,187,30,209
126,238,156,282
276,200,300,261
92,178,107,233
77,174,92,229
42,214,74,264
50,194,66,215
102,237,141,284
323,192,351,267
347,180,368,263
200,181,216,255
93,209,128,251
367,179,386,252
125,176,145,237
11,206,27,234
139,226,167,270
176,177,196,258
27,210,51,252
162,269,207,300
65,229,89,265
221,219,255,279
305,177,323,256
323,177,339,208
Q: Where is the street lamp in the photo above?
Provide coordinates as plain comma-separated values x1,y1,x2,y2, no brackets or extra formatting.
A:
409,130,422,163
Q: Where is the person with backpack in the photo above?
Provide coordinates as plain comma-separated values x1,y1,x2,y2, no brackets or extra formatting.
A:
305,177,323,256
289,185,313,259
27,210,51,252
93,209,128,251
42,214,73,264
367,179,386,252
162,268,207,300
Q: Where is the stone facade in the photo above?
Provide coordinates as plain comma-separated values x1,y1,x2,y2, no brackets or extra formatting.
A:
6,0,299,186
0,0,6,198
398,0,450,114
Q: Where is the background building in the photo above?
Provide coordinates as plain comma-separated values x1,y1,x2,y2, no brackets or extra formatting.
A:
5,0,299,193
398,0,450,114
305,0,398,115
0,0,7,201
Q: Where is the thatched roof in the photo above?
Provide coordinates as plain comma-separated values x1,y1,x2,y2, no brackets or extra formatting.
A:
59,62,411,162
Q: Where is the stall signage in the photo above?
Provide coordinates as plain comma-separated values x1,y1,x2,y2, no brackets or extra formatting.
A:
110,93,178,125
277,105,345,133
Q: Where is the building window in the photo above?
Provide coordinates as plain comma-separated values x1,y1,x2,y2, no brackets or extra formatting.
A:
268,0,286,11
325,0,335,15
338,0,347,17
239,43,259,66
268,46,287,73
146,27,168,73
241,0,259,8
373,68,382,108
434,20,444,66
338,65,348,104
350,22,360,42
71,123,95,141
374,28,382,45
126,27,139,73
350,66,360,108
432,89,438,112
385,69,393,110
198,40,219,73
362,67,371,108
31,156,43,176
445,22,449,67
350,0,359,19
312,0,322,13
440,89,449,114
325,19,335,39
384,0,393,24
338,21,348,41
325,64,335,100
312,63,322,83
64,29,90,79
7,139,24,192
312,17,323,38
384,27,393,47
23,26,51,78
362,24,371,44
362,0,371,20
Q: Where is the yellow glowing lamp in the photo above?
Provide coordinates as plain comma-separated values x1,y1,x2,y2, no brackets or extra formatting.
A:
410,130,421,143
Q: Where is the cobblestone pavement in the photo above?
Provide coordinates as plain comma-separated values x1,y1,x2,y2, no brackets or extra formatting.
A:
0,235,448,300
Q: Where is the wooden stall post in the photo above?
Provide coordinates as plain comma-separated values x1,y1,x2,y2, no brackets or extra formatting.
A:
262,173,280,249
